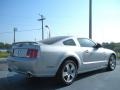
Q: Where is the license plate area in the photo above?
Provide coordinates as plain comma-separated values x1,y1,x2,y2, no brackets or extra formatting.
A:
13,48,27,57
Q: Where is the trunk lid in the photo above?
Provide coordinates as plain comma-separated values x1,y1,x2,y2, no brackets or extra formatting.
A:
11,42,40,58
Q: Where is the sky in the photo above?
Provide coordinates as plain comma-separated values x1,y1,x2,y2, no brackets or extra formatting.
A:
0,0,120,44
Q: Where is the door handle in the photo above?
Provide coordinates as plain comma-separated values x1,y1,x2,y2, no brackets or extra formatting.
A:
85,50,89,53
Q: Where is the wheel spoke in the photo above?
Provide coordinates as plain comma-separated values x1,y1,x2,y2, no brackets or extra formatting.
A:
70,64,75,71
63,71,68,77
70,73,75,78
66,64,70,72
67,75,71,82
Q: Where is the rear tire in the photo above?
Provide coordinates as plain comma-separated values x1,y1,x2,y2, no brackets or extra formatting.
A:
107,55,116,71
56,60,77,85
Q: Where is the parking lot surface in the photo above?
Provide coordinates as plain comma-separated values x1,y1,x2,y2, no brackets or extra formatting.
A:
0,59,120,90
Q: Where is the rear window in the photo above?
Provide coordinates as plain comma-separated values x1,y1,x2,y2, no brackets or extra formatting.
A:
41,36,68,45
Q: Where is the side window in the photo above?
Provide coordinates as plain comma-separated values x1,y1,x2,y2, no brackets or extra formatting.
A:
77,38,96,47
63,39,76,46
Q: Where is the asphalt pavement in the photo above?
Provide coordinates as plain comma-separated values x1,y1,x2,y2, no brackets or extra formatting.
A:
0,59,120,90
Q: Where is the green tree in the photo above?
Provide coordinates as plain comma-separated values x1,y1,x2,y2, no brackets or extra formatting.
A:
0,42,11,49
0,42,4,49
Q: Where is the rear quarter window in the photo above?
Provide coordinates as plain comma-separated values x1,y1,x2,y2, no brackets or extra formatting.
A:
63,39,76,46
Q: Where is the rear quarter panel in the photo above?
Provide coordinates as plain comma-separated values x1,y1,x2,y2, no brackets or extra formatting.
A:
40,45,82,72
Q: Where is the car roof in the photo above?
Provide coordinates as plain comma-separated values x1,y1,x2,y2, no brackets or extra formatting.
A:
40,36,90,45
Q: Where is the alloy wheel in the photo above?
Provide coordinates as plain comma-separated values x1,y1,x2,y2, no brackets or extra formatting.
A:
62,61,77,83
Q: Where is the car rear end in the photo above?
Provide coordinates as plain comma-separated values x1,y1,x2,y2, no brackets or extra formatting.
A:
7,42,42,77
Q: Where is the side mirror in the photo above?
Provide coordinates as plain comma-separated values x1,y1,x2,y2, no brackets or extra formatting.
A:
94,43,102,48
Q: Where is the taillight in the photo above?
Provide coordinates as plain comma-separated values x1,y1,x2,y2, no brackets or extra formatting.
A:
26,49,38,58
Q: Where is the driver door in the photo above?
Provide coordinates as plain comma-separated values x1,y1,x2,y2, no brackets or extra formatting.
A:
77,38,106,71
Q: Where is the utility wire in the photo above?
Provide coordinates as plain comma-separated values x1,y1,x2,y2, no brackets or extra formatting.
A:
17,29,40,32
0,28,41,34
0,31,12,34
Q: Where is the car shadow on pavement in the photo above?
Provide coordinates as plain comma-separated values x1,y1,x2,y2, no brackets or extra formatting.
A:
76,68,108,81
0,68,109,90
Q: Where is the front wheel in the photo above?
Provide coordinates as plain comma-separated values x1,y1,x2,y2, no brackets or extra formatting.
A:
107,55,116,71
57,60,77,85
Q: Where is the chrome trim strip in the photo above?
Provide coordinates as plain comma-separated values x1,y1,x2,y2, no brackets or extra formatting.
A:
83,60,107,64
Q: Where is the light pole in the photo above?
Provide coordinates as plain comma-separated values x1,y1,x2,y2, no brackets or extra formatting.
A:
45,25,51,38
13,27,17,43
38,15,46,40
89,0,92,39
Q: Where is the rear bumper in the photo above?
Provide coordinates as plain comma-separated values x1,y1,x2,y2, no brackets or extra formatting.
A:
7,57,37,75
8,67,34,78
7,57,57,77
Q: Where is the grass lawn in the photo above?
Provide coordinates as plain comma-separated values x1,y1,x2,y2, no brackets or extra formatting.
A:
0,52,9,58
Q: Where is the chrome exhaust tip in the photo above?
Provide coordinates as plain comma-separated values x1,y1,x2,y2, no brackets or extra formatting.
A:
26,72,32,78
8,68,12,72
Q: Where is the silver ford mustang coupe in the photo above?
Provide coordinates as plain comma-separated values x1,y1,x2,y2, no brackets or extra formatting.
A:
8,36,116,85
